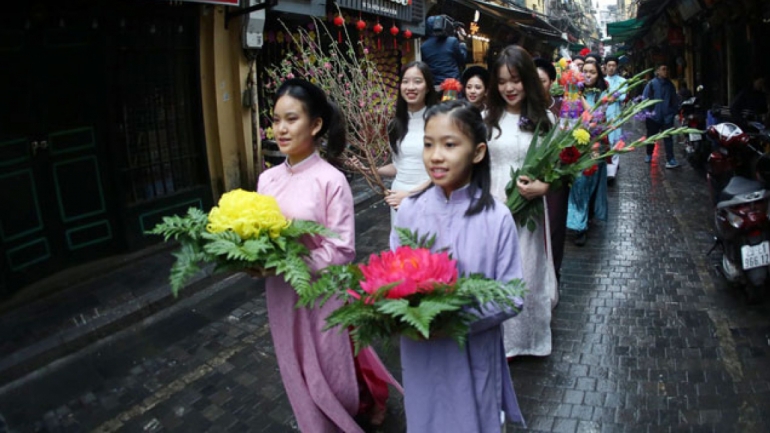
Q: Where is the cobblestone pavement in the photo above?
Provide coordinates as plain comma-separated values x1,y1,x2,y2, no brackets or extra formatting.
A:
509,123,770,433
2,120,770,432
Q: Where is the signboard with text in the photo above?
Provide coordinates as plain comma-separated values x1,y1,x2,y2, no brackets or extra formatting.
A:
175,0,240,6
337,0,413,21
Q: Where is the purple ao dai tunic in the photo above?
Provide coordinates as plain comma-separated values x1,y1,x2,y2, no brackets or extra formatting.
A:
390,185,526,432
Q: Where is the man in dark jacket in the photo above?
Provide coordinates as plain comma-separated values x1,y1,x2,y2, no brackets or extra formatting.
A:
643,63,680,168
421,15,467,86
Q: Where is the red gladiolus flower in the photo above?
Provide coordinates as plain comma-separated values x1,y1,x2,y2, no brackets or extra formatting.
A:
358,247,458,299
613,140,626,150
583,165,599,176
601,96,609,104
559,146,581,164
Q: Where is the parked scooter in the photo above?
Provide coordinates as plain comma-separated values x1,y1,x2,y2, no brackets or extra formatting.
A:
681,87,708,169
707,122,770,302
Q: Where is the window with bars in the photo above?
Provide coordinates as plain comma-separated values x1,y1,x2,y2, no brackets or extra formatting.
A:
113,8,206,206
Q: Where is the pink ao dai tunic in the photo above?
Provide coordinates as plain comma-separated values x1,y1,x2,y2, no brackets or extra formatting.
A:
258,152,397,433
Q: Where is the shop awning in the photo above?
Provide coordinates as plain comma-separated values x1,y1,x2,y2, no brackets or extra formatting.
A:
451,0,566,43
606,17,647,43
604,0,676,45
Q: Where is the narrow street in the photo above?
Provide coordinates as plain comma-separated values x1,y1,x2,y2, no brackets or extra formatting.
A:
1,121,770,432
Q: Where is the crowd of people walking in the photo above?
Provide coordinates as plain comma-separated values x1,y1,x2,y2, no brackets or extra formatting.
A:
254,31,658,432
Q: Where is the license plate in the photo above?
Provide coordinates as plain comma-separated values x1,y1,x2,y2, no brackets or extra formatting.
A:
688,133,702,141
741,241,770,270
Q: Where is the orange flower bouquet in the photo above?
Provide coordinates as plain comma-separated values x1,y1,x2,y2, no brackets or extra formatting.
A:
300,229,526,353
440,78,463,102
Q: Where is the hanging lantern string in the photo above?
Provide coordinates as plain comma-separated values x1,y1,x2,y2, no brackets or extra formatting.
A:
373,21,383,50
333,14,344,44
390,22,399,50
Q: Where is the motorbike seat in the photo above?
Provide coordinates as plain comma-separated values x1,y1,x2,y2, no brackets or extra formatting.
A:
719,176,764,202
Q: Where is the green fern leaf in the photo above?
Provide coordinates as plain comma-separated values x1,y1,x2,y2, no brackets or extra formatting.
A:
283,220,338,239
268,253,313,297
395,227,437,249
376,299,459,339
169,243,206,296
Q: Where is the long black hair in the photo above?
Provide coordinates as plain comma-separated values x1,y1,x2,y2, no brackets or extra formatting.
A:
485,45,552,139
582,56,608,92
388,61,438,155
415,100,494,216
275,78,346,163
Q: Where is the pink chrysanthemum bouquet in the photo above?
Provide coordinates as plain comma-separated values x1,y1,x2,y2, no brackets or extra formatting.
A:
300,229,526,353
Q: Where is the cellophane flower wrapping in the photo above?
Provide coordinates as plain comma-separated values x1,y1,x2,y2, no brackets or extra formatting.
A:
505,68,702,231
148,189,336,296
300,229,526,354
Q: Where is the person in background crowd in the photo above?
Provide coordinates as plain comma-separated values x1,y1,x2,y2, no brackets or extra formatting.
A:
461,65,490,110
377,61,439,224
258,79,400,432
572,55,585,72
604,55,627,182
484,45,558,358
421,15,467,86
642,63,680,168
567,55,608,247
534,57,568,281
534,58,561,118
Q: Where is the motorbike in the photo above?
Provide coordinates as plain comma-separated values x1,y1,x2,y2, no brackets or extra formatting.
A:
706,122,770,302
681,92,708,169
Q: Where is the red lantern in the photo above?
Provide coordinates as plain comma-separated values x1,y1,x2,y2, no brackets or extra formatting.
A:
373,22,383,50
333,15,344,43
390,24,399,49
403,28,412,52
356,19,366,41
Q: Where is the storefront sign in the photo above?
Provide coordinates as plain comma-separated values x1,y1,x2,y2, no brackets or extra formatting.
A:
338,0,413,21
175,0,240,6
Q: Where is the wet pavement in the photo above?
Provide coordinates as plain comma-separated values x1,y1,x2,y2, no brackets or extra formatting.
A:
1,119,770,432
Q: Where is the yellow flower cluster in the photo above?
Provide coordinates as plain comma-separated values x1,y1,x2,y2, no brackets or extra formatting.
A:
572,128,591,145
207,189,290,239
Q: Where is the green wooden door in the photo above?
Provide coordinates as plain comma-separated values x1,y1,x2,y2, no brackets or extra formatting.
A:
0,6,119,295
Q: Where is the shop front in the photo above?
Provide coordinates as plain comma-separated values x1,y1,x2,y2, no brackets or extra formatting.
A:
254,0,427,169
0,0,218,300
427,0,565,68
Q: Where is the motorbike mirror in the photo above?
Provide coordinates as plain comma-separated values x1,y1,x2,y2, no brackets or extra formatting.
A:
709,122,744,146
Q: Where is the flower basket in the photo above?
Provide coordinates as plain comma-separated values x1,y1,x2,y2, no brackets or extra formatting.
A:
147,189,336,296
300,229,526,353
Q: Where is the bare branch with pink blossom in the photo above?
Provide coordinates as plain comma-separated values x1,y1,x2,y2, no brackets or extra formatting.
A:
263,18,396,196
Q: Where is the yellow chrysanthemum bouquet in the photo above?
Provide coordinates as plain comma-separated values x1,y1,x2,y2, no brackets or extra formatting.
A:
148,189,335,295
505,69,700,231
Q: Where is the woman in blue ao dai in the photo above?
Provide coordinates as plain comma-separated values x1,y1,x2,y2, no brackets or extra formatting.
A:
392,100,526,432
567,57,609,246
